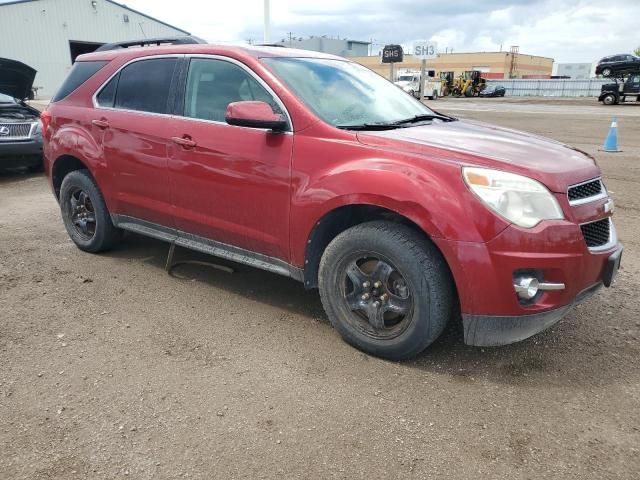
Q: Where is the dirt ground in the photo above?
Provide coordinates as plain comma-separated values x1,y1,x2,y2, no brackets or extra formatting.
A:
1,97,639,479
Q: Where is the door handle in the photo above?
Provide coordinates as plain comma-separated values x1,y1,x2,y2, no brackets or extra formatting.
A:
171,136,197,148
91,119,110,129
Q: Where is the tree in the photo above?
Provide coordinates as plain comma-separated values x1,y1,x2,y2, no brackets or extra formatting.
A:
635,46,640,57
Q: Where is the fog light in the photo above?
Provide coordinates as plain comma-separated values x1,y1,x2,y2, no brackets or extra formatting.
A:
514,277,539,300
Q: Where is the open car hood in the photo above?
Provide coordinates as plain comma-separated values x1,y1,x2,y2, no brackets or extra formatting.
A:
0,58,36,100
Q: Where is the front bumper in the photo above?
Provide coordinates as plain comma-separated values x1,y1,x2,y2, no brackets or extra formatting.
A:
434,217,622,346
463,281,604,346
0,138,42,156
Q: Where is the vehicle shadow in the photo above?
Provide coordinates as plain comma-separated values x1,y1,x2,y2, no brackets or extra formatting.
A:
104,232,635,389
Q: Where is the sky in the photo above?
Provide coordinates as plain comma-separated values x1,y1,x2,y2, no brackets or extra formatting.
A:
3,0,640,62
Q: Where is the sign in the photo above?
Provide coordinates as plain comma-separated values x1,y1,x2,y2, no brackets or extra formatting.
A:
382,44,404,63
413,42,438,60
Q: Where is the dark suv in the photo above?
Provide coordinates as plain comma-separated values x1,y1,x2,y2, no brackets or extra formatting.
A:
595,54,640,77
0,58,43,170
42,39,621,359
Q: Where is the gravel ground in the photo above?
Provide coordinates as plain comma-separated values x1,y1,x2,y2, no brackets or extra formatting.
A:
1,97,639,479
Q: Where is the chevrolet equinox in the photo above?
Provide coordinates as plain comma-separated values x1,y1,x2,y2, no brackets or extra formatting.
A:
42,39,622,359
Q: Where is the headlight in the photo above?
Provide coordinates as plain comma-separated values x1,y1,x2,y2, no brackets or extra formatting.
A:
32,120,42,136
462,167,564,228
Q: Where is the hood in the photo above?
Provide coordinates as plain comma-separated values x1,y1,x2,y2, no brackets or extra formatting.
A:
356,119,600,193
0,58,37,100
394,81,412,87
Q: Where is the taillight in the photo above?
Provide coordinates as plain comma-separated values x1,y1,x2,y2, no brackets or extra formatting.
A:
40,110,51,137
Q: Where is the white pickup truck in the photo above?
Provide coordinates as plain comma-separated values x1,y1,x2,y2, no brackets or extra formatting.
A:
394,70,441,100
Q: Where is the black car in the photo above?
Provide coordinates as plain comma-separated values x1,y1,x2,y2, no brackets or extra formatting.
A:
595,54,640,77
478,84,506,97
0,58,43,171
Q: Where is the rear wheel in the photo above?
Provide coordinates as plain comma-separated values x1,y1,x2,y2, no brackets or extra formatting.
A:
602,67,612,77
60,169,121,252
319,221,453,360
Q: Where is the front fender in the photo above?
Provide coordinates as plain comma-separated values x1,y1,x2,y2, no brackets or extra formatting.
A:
289,155,509,267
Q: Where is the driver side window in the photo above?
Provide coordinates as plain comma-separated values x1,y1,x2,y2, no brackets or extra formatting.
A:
183,58,281,122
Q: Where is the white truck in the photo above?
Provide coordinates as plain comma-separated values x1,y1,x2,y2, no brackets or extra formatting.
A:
394,69,440,100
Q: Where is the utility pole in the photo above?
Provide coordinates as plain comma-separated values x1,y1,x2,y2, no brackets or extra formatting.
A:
419,59,426,99
263,0,270,44
287,31,293,46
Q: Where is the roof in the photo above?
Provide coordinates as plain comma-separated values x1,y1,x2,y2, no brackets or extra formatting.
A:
0,0,190,35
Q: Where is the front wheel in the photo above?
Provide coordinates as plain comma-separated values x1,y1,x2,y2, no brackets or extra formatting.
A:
602,93,617,105
318,221,454,360
60,169,121,252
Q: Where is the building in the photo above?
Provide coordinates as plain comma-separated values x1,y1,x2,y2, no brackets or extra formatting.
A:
352,51,553,80
0,0,190,97
554,63,593,79
274,36,370,58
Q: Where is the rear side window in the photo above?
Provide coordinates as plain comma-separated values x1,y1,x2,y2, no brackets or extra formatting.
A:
52,61,108,102
114,58,177,114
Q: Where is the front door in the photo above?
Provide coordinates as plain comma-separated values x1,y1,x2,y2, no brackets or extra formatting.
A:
623,75,640,97
168,57,293,260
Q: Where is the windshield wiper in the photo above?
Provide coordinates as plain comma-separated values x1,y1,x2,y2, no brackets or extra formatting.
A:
336,111,458,131
392,112,457,124
336,123,409,131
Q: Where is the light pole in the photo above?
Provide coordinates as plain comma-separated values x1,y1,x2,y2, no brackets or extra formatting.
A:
263,0,270,44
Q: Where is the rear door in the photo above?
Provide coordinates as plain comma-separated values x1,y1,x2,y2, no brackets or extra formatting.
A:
167,56,293,260
93,55,180,227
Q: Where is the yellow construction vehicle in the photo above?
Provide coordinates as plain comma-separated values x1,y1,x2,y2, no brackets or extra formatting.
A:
452,71,487,97
440,71,454,96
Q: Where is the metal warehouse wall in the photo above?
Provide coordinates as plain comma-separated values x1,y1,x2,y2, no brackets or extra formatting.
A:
487,79,610,97
0,0,188,97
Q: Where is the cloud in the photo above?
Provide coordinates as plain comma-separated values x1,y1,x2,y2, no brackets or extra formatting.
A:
3,0,632,62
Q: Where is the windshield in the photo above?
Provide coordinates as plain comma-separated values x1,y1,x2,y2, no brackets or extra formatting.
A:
262,57,436,128
397,75,415,82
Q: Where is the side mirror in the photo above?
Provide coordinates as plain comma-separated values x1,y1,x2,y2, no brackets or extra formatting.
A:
225,101,287,131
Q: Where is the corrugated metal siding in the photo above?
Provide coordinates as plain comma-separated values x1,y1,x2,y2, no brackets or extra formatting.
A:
0,0,189,97
486,79,610,97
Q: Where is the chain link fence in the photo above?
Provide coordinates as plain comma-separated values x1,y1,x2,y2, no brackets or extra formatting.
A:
486,79,610,97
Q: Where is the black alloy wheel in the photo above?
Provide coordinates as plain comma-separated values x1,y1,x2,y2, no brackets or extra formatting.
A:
60,169,121,252
319,221,454,360
341,254,414,340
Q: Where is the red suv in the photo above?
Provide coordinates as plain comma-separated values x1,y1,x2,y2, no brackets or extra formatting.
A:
42,39,622,359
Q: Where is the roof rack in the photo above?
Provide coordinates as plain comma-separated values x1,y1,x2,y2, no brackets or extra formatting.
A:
95,35,207,52
254,43,288,48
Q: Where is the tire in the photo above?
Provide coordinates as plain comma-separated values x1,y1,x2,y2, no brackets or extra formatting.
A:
464,86,474,97
432,90,438,100
318,221,454,360
602,68,612,77
59,169,121,253
602,93,617,106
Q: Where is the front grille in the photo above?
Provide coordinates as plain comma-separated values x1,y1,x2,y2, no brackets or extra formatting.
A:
0,122,32,140
580,218,611,248
568,178,604,203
